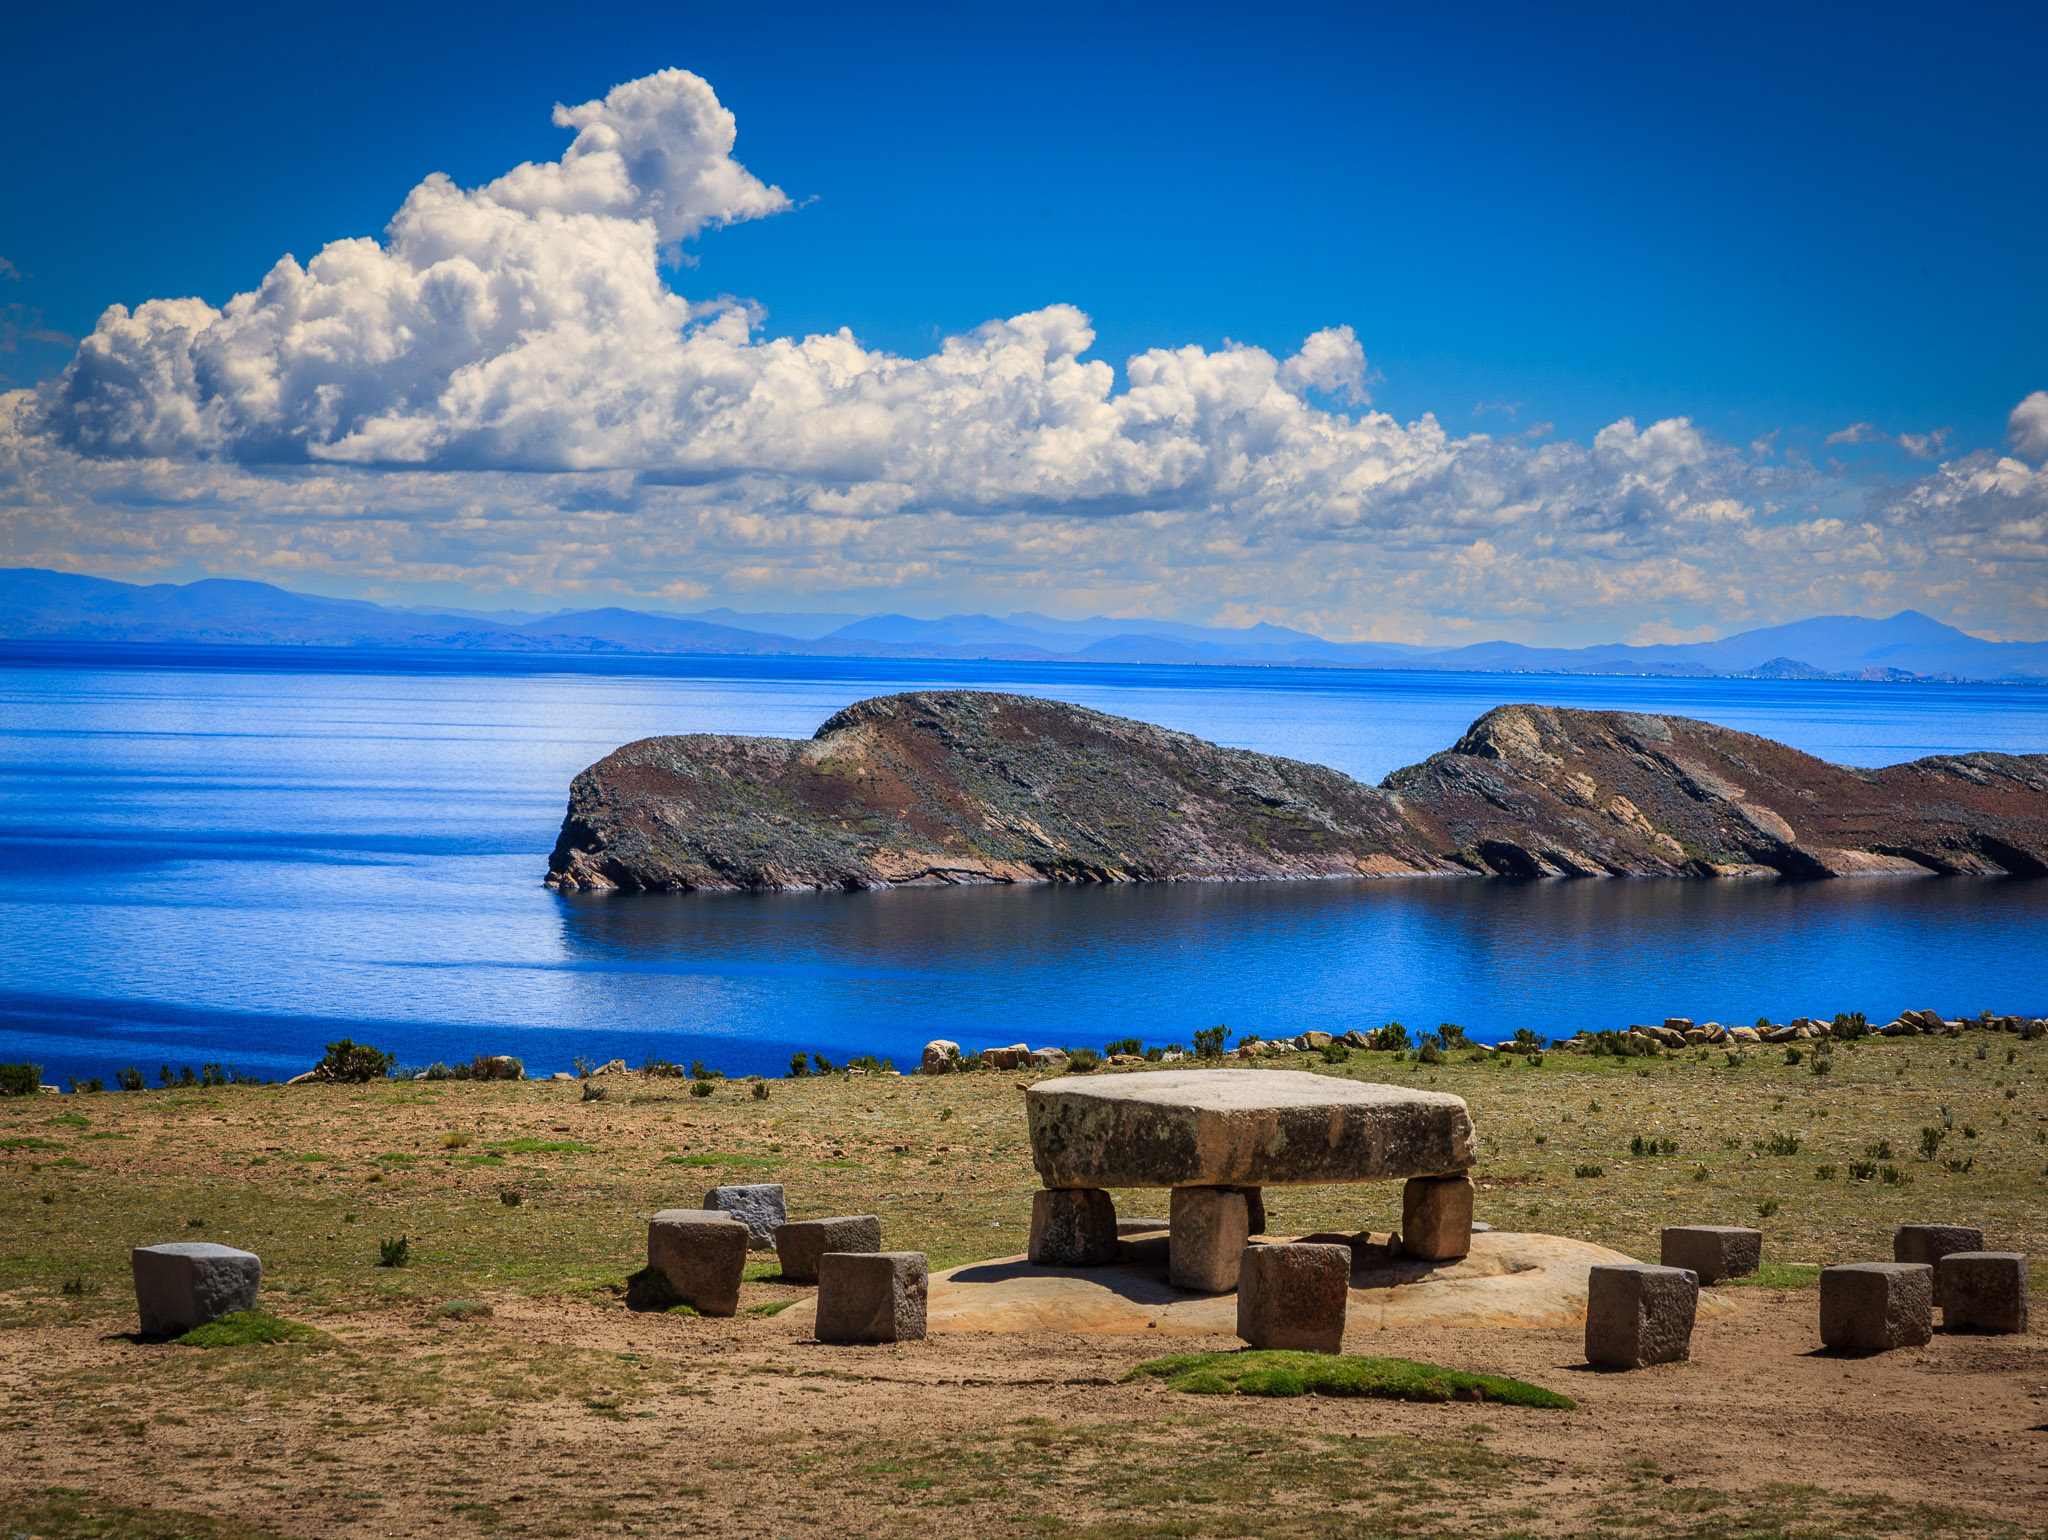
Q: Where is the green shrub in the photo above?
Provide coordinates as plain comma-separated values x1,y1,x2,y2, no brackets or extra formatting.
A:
1191,1025,1227,1059
1864,1138,1894,1160
1783,1046,1804,1065
1630,1135,1678,1156
1755,1133,1801,1156
1127,1351,1573,1409
1847,1160,1877,1180
1319,1042,1350,1064
115,1066,145,1091
751,1080,770,1101
175,1311,331,1347
1103,1037,1143,1058
1416,1042,1444,1066
1573,1163,1604,1178
787,1051,810,1078
1374,1022,1410,1051
469,1054,523,1082
1810,1054,1833,1076
1064,1047,1102,1072
689,1080,713,1098
0,1063,41,1097
688,1059,722,1081
1830,1011,1869,1040
313,1040,394,1083
810,1052,836,1076
377,1235,411,1268
1814,1164,1836,1180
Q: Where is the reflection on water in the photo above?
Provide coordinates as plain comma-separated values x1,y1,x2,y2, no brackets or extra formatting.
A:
0,650,2043,1084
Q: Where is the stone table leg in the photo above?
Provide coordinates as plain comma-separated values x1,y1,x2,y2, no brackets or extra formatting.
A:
1170,1186,1249,1292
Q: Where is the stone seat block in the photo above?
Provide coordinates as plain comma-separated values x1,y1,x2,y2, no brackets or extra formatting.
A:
1029,1188,1118,1266
1893,1225,1985,1306
775,1215,882,1284
702,1183,787,1250
1170,1186,1249,1293
646,1209,748,1317
1401,1174,1474,1261
816,1252,928,1343
1820,1262,1932,1353
1938,1251,2028,1334
1237,1243,1351,1353
1584,1264,1698,1368
1115,1215,1170,1236
132,1243,262,1337
1660,1225,1762,1284
1027,1069,1474,1190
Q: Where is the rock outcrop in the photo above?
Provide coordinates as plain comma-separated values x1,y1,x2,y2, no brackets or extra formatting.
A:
547,692,2048,891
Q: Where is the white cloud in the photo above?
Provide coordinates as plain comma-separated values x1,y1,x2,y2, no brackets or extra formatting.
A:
2,70,2046,642
2010,390,2048,463
1825,422,1884,447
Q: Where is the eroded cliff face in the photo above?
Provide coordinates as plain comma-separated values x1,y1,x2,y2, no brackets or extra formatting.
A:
547,693,2048,892
1384,704,2048,878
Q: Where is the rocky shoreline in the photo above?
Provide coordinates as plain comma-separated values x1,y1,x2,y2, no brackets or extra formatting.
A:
547,691,2048,892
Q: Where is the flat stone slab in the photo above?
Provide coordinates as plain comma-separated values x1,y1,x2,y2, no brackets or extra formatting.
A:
1026,1069,1475,1190
776,1231,1731,1335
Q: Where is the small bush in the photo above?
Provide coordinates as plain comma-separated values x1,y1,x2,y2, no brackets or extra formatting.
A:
377,1235,411,1268
1375,1022,1411,1051
435,1300,493,1321
1864,1139,1894,1160
1630,1135,1678,1157
1103,1037,1143,1058
1814,1164,1836,1180
0,1063,42,1097
787,1051,810,1078
1810,1054,1833,1076
1689,1163,1709,1182
1757,1198,1779,1218
115,1066,146,1091
1416,1042,1444,1066
688,1059,722,1081
441,1131,472,1149
470,1055,523,1082
1065,1047,1102,1072
751,1080,770,1101
1783,1046,1804,1065
1944,1155,1975,1174
1192,1025,1227,1059
1319,1042,1350,1064
1438,1023,1470,1049
1573,1164,1604,1179
499,1188,522,1206
421,1061,473,1081
1755,1133,1801,1156
689,1080,713,1098
809,1052,836,1076
175,1311,331,1348
1830,1011,1869,1040
313,1040,395,1084
1880,1163,1911,1186
1847,1160,1877,1181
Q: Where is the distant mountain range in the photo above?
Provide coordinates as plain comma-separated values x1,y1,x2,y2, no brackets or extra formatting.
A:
4,567,2047,682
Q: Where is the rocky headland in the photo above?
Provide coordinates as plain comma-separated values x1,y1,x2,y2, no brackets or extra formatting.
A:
546,691,2048,891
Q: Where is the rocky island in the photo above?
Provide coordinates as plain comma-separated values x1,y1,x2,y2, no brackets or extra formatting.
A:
546,691,2048,891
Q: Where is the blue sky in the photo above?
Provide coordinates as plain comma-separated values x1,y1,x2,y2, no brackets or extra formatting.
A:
1,1,2044,642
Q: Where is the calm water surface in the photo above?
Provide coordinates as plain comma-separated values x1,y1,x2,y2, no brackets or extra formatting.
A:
2,645,2044,1084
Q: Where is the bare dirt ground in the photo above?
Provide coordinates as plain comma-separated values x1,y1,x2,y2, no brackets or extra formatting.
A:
2,1033,2044,1537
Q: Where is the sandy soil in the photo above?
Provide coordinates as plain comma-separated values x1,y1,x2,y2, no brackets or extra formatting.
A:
2,1280,2041,1538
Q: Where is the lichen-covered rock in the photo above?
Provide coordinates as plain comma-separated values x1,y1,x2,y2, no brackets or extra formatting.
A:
1026,1069,1475,1190
547,693,2048,892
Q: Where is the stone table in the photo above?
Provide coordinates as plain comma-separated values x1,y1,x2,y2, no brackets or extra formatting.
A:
1025,1069,1476,1290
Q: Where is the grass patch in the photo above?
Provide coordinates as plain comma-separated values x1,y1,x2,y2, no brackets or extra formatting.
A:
662,1151,775,1168
0,1493,292,1539
747,1299,796,1316
174,1310,333,1348
435,1299,494,1320
485,1138,592,1155
1127,1350,1575,1408
0,1136,59,1150
1719,1261,1824,1290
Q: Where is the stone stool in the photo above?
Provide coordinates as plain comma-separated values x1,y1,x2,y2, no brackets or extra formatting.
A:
1820,1262,1932,1352
702,1183,786,1250
132,1242,261,1337
1400,1175,1473,1261
1584,1264,1698,1368
1029,1189,1118,1266
646,1209,749,1316
1893,1225,1984,1307
1660,1225,1762,1284
774,1215,882,1284
1938,1252,2029,1333
1237,1243,1351,1353
1169,1187,1249,1292
816,1252,927,1343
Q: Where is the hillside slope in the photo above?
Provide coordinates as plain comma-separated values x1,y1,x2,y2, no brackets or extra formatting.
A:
547,693,2048,891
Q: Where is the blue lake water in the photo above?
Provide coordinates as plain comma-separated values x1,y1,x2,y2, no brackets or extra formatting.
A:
2,643,2045,1086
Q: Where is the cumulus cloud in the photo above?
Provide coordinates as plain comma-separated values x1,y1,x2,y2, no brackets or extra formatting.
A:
2,69,2046,641
2010,390,2048,463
